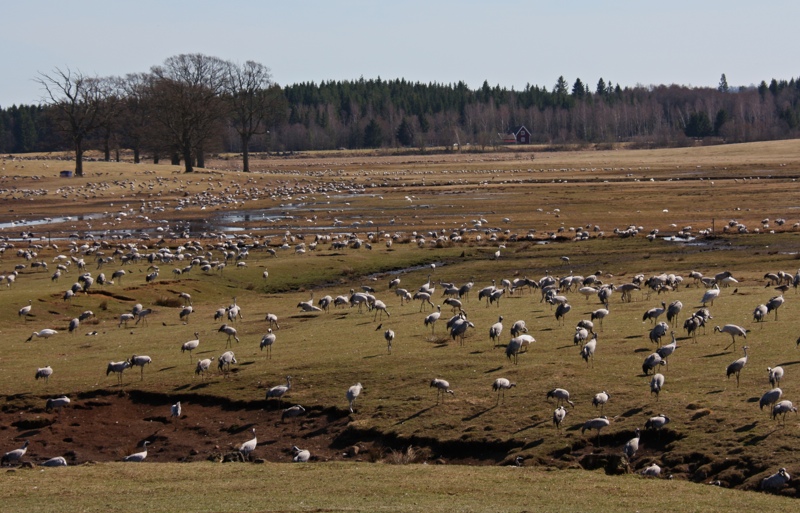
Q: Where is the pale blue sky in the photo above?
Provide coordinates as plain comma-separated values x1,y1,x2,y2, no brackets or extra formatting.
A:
2,0,797,106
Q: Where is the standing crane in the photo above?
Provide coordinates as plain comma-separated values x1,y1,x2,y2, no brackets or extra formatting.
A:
726,346,749,386
347,383,363,413
260,329,276,359
714,324,747,350
491,378,516,404
430,378,454,403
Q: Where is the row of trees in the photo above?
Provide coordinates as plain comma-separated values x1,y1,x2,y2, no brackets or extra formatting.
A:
1,54,800,175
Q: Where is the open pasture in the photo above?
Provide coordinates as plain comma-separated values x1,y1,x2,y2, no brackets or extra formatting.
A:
1,141,800,508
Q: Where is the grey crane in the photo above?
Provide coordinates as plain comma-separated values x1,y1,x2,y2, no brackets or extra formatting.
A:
700,284,720,306
347,382,364,413
2,440,29,465
581,416,610,445
768,366,784,387
260,329,276,359
656,332,678,369
171,401,181,420
761,468,791,491
384,328,395,354
645,413,670,432
726,346,749,386
642,352,665,375
18,299,32,318
265,313,280,329
666,300,683,324
554,301,571,325
591,308,610,330
181,333,200,361
218,324,240,348
753,304,768,324
581,333,597,367
623,428,641,460
266,375,292,400
130,355,152,380
715,324,747,350
292,445,311,462
592,391,610,414
35,365,53,383
217,351,237,374
650,373,665,400
122,441,150,462
45,396,71,412
282,405,306,422
178,292,192,305
179,305,193,323
424,305,441,334
641,463,662,478
766,294,784,320
547,388,575,407
643,301,667,324
492,378,516,404
68,317,79,334
238,428,257,460
553,405,567,431
430,378,454,403
41,456,67,467
510,319,528,337
649,322,669,346
771,400,798,423
26,329,58,342
135,308,153,326
372,299,390,321
759,387,783,412
506,336,524,364
118,313,135,328
195,358,213,378
450,318,474,346
106,360,132,384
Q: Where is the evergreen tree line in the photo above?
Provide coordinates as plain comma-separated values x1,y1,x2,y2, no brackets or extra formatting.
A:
2,62,800,165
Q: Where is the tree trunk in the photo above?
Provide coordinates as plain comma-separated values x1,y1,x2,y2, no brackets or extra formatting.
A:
241,134,251,172
196,143,205,169
182,145,193,173
103,131,111,161
133,147,140,164
171,153,180,165
153,152,159,165
74,137,84,177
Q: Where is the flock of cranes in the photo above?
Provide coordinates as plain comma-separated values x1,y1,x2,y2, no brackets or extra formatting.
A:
3,238,798,492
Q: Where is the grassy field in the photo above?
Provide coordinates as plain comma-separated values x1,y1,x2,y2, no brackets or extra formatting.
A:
2,463,797,513
1,141,799,508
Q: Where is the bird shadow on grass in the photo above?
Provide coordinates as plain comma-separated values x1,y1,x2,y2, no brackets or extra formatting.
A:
633,347,651,353
395,406,435,425
706,389,724,394
701,352,729,359
556,344,573,350
620,407,644,418
189,383,211,391
745,397,760,403
173,384,192,391
734,422,758,433
483,366,503,374
462,406,495,421
777,360,800,367
18,430,42,438
743,429,778,446
238,361,256,367
362,354,382,359
158,366,177,372
514,420,550,433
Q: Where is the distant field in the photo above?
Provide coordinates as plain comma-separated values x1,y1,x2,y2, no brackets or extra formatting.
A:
1,141,798,508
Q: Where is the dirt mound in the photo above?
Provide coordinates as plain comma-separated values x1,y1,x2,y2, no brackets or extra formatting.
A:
0,391,512,466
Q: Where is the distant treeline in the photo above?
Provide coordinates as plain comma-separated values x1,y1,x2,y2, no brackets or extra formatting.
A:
2,69,800,159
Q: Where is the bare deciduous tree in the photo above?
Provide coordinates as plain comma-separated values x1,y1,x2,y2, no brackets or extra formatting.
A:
149,54,229,173
35,68,117,176
225,61,286,172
